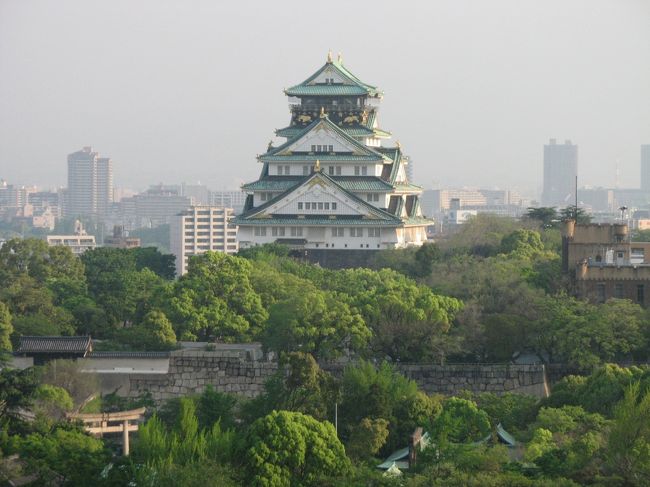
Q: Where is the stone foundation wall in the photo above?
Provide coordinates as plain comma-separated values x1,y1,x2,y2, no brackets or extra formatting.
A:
322,363,549,398
109,351,549,403
124,349,278,403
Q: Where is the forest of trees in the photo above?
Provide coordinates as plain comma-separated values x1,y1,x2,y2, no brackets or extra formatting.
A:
2,212,650,485
2,212,650,366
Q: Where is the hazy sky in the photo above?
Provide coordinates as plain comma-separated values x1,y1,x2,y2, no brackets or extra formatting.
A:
1,0,649,196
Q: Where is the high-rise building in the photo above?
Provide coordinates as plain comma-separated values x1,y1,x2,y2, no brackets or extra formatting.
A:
209,191,247,214
641,145,650,191
235,52,430,263
66,146,113,218
170,206,238,275
542,138,578,207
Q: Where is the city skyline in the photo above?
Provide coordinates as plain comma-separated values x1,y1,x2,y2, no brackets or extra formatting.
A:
1,0,649,194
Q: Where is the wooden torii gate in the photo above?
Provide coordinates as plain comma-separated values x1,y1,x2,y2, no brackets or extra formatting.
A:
67,407,146,455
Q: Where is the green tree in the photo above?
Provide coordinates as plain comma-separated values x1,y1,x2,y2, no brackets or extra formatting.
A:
559,206,591,224
115,309,177,350
500,229,544,257
263,288,369,360
131,247,176,280
245,410,350,487
526,207,559,228
167,252,267,341
0,302,13,352
346,417,389,460
431,397,491,443
40,359,99,407
17,426,108,486
605,382,650,485
0,367,37,427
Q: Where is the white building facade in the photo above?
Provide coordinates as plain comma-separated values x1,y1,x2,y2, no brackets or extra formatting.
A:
170,206,238,275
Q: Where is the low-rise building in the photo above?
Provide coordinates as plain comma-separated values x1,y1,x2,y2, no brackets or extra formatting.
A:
46,220,96,255
170,206,238,275
562,220,650,305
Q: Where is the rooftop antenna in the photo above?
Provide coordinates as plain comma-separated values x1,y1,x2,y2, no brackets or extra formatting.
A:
615,159,620,189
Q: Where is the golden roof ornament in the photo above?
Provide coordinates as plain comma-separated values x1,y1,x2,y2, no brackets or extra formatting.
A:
326,50,333,63
337,52,343,63
267,140,273,151
314,159,321,172
396,140,402,149
320,106,326,118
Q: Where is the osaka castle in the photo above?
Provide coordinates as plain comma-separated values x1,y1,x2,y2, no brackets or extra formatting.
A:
235,52,431,264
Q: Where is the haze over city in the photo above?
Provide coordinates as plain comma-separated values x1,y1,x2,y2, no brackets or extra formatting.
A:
1,0,649,195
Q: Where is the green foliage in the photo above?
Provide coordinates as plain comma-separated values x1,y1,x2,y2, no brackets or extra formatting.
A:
0,367,37,428
526,207,559,228
131,246,176,279
431,397,491,443
113,309,177,350
546,364,650,417
525,428,555,462
500,229,544,257
263,287,369,359
605,382,650,485
33,384,73,422
0,302,12,352
339,361,437,452
17,426,108,486
346,417,389,460
559,206,592,224
244,410,350,487
167,251,267,341
473,392,539,432
242,353,337,424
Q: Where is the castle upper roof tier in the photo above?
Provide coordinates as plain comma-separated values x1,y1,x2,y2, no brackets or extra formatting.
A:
285,53,382,98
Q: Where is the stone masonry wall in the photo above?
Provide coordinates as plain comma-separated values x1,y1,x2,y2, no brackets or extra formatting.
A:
119,351,549,403
125,349,278,403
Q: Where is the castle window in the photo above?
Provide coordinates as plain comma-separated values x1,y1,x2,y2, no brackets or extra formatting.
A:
305,203,311,210
332,203,337,210
596,283,606,303
332,228,344,237
298,202,303,210
271,227,285,237
328,145,333,152
277,166,283,175
329,166,334,175
350,228,363,237
614,284,624,299
311,145,316,152
285,165,290,174
368,228,381,237
318,202,324,210
354,166,360,176
290,227,303,237
362,166,368,176
324,203,330,210
254,227,267,237
336,166,342,175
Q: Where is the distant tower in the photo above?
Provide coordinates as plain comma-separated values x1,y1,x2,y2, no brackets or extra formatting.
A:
66,146,113,218
641,145,650,191
542,139,578,207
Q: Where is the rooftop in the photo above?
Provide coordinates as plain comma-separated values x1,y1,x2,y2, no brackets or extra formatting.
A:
17,336,93,355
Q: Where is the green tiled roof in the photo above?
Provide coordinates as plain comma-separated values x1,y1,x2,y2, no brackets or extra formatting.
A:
285,85,370,96
260,154,382,163
242,176,394,192
237,171,402,223
276,125,390,139
233,216,400,226
262,115,387,161
394,183,423,192
285,59,381,97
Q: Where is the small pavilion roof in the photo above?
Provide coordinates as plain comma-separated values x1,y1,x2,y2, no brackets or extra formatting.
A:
17,336,93,355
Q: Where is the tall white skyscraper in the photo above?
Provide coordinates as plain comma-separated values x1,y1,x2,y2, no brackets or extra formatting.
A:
66,146,113,218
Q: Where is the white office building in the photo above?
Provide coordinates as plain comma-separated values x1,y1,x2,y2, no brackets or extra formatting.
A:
170,206,238,275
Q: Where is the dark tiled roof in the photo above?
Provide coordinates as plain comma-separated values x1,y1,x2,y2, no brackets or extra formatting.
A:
88,351,170,358
18,336,92,354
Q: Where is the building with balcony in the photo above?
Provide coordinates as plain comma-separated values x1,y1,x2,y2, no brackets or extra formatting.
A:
170,206,238,275
562,220,650,306
46,220,96,255
234,52,430,265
